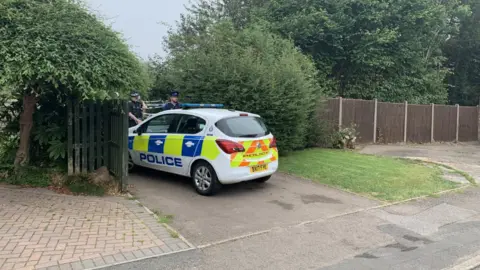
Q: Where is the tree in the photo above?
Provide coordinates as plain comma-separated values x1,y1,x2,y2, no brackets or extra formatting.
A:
0,0,148,167
176,0,469,103
158,21,324,151
445,0,480,105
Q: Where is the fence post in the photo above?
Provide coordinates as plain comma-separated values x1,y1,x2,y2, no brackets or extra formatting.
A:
455,104,460,142
404,101,408,143
338,97,343,130
477,105,480,142
431,103,434,143
122,100,129,190
373,99,378,143
67,100,73,175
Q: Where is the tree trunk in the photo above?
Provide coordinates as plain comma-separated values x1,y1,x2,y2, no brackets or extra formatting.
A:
14,94,38,168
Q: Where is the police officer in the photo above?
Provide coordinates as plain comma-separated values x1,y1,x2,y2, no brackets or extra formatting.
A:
128,91,143,127
163,90,181,110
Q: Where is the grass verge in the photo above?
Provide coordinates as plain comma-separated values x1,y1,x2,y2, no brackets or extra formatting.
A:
0,164,111,196
0,165,52,187
162,224,179,238
65,175,105,196
153,210,174,224
279,149,459,202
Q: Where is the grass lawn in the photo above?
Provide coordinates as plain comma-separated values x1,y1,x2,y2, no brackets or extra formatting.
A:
279,148,459,202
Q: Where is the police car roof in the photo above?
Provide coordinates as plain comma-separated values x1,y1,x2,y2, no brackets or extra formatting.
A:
161,108,260,121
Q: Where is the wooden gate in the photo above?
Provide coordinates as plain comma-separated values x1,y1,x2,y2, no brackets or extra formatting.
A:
67,99,129,188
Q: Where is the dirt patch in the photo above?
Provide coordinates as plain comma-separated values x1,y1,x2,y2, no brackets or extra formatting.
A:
269,200,294,210
300,194,341,204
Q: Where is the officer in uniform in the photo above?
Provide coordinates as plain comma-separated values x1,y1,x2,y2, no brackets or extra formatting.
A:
128,91,143,127
163,90,181,110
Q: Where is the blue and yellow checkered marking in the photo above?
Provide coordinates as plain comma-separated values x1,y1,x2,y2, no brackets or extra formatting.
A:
129,134,219,160
148,135,167,154
128,136,134,150
182,136,203,157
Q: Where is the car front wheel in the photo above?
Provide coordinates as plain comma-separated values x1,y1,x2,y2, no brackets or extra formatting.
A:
192,161,221,196
128,154,135,173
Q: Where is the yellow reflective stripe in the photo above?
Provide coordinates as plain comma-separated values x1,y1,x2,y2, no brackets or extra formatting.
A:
242,140,254,150
201,137,220,160
230,152,244,167
164,134,183,156
263,139,270,148
133,135,150,152
272,147,279,160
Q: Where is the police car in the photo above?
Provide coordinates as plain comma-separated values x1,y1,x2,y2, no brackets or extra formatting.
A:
128,104,278,196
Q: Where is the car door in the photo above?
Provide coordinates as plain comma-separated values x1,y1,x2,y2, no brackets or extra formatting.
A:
164,114,207,176
130,113,181,173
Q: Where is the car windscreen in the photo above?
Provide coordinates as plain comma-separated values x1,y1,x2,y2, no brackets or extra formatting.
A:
215,116,269,138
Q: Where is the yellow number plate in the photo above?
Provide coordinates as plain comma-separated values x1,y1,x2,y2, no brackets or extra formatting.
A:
250,164,268,173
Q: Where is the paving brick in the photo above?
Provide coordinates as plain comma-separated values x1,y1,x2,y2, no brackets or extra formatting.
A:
35,261,58,269
113,252,127,263
0,187,185,270
6,257,29,264
69,262,83,270
59,263,73,270
1,262,15,270
177,242,190,249
122,251,136,261
81,259,94,269
102,255,116,264
140,248,154,256
92,256,106,267
132,249,145,259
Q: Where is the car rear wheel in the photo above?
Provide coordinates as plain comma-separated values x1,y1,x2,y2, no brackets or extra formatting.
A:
255,175,271,183
192,161,221,196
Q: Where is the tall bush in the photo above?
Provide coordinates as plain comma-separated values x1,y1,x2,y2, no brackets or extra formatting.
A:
0,0,149,166
157,22,324,152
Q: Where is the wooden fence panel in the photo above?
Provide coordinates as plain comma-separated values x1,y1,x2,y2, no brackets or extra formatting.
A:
434,105,456,142
407,104,432,143
459,106,478,142
376,102,405,143
319,98,478,144
341,99,374,143
318,98,339,128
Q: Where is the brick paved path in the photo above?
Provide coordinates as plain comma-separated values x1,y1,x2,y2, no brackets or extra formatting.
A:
0,185,191,270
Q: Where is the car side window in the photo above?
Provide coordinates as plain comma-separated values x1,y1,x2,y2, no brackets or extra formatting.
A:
141,114,178,134
175,115,207,134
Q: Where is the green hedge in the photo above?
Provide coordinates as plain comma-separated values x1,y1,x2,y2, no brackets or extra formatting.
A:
157,22,325,152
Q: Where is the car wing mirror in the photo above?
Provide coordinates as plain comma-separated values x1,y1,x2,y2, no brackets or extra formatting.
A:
136,126,144,136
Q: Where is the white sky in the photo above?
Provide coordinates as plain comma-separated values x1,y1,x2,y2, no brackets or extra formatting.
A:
85,0,190,60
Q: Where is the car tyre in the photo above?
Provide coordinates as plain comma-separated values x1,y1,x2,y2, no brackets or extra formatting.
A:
128,154,135,173
192,161,221,196
255,175,271,183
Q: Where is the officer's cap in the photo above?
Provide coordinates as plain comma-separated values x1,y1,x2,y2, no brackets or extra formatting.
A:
130,91,139,97
170,91,179,97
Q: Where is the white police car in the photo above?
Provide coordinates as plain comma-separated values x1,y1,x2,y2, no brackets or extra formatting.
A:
128,104,279,196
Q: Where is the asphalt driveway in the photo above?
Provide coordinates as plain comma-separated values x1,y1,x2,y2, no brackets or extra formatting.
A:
127,169,379,246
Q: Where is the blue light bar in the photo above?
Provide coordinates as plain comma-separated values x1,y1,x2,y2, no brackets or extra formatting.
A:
181,103,224,108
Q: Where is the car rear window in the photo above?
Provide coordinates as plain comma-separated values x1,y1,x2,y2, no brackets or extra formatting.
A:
215,116,269,138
